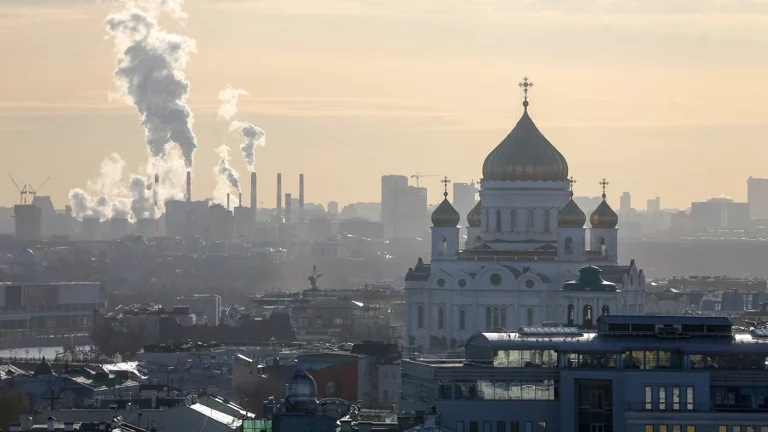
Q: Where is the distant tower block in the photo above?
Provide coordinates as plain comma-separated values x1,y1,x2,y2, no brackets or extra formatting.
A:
277,173,282,220
299,174,305,224
251,172,257,221
285,193,292,224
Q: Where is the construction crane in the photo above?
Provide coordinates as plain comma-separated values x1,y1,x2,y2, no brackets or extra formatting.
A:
7,174,29,204
410,172,440,188
28,176,51,199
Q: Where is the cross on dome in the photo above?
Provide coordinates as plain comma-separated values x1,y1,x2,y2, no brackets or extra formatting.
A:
568,176,577,197
441,176,451,198
599,178,610,199
519,76,534,109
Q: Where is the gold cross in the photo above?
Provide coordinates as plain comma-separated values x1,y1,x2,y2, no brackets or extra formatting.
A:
568,176,576,196
441,176,451,198
599,178,610,198
519,77,534,108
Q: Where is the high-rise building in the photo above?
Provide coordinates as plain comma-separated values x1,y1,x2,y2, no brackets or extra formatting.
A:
14,204,42,241
747,177,768,219
691,197,750,229
452,182,477,226
327,201,339,217
381,175,409,237
620,192,631,214
393,185,428,238
646,197,661,214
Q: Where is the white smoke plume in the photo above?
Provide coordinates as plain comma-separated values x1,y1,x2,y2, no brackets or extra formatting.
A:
229,121,265,172
129,176,155,219
218,87,248,121
106,7,198,168
215,145,240,191
125,0,187,20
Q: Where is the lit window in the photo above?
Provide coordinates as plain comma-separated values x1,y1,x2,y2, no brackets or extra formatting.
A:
686,427,695,432
660,427,668,432
673,426,681,432
686,386,694,410
644,386,652,410
673,386,681,410
538,422,547,432
718,427,727,432
646,426,654,432
658,386,666,411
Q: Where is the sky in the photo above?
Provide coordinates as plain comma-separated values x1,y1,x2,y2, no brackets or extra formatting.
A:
2,0,768,213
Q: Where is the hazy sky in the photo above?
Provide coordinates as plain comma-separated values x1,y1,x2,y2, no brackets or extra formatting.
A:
2,0,768,212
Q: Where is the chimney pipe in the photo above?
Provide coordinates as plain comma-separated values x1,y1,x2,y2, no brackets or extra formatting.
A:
285,193,292,224
299,174,305,224
227,193,230,211
251,172,257,222
276,173,282,220
154,173,160,208
186,171,191,202
239,192,242,207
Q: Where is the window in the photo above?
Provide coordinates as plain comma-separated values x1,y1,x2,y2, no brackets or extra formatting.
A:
659,386,666,410
417,305,424,329
524,423,532,432
510,422,519,432
496,209,502,232
543,209,550,233
526,307,534,327
383,390,389,403
438,306,445,330
470,421,479,432
564,237,573,255
719,427,727,432
602,305,609,316
660,427,668,432
500,308,507,328
486,307,492,330
511,210,517,232
459,307,466,331
457,422,465,432
673,386,681,410
644,386,653,410
673,426,681,432
497,421,505,432
686,427,695,432
438,235,447,256
734,427,742,432
583,305,593,327
491,273,502,285
527,210,534,232
538,422,547,432
747,427,756,432
493,307,499,329
646,427,654,432
567,304,575,326
484,421,492,432
686,386,694,410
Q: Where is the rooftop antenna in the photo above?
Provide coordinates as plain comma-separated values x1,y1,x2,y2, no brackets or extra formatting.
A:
7,174,29,204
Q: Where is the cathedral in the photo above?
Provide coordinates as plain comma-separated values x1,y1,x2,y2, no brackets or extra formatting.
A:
404,78,646,351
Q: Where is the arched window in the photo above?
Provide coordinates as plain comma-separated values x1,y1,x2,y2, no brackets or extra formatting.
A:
500,308,507,328
527,209,535,233
496,209,502,232
417,305,424,329
544,209,550,233
564,237,573,256
493,307,499,329
438,306,445,330
602,305,609,316
486,306,492,330
583,305,593,327
511,210,517,232
437,235,447,256
459,307,466,331
526,307,534,327
567,304,575,326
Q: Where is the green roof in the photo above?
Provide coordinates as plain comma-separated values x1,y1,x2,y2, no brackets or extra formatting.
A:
563,265,617,292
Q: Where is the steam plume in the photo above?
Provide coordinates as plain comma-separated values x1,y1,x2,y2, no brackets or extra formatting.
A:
215,144,240,194
230,121,265,172
106,7,198,167
218,87,248,120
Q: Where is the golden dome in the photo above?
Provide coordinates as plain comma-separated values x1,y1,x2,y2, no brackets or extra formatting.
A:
590,199,618,228
482,105,568,182
432,194,460,227
558,198,586,228
467,200,482,227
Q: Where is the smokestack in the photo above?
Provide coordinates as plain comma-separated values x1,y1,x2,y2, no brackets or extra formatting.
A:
238,193,242,207
299,174,305,224
285,193,292,224
186,171,191,202
276,173,282,220
227,193,230,211
250,172,257,222
153,173,160,207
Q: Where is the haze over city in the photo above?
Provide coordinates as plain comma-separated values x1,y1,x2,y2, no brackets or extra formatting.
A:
3,0,768,209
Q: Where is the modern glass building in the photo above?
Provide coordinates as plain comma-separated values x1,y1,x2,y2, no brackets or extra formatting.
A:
400,315,768,432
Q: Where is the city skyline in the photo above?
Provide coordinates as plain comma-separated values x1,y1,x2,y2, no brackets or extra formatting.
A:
2,1,768,211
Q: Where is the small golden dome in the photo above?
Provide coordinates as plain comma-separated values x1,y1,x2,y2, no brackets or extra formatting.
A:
558,198,586,228
467,200,482,228
590,199,618,228
432,195,460,227
482,106,569,182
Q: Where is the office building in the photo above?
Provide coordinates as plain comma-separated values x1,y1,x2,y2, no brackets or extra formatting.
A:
620,192,632,214
0,282,104,332
453,182,478,226
393,185,428,238
381,175,409,237
327,201,339,218
691,198,750,229
748,177,768,219
401,315,768,432
647,197,661,214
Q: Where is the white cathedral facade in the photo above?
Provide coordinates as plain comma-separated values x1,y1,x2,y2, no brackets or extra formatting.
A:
404,82,646,351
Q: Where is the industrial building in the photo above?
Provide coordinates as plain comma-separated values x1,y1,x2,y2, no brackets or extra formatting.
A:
0,281,104,333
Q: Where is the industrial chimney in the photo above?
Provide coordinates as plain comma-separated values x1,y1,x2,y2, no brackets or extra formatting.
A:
276,173,282,221
285,193,292,224
250,172,257,222
227,193,230,211
153,173,160,208
238,193,242,207
186,171,192,202
299,174,305,224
